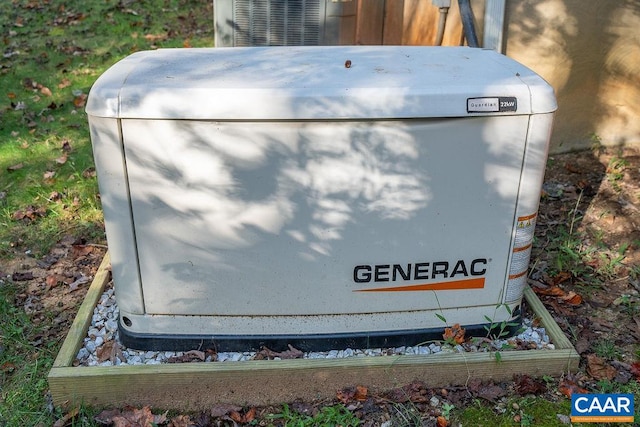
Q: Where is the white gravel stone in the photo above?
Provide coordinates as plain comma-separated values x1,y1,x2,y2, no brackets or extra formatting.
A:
75,288,557,367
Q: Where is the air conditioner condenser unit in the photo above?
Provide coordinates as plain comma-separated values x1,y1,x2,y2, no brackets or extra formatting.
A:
213,0,357,47
86,46,557,351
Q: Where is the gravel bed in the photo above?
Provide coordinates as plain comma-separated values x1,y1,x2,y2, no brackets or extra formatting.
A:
75,287,554,367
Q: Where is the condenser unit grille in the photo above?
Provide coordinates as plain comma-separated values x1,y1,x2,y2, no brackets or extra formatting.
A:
233,0,320,46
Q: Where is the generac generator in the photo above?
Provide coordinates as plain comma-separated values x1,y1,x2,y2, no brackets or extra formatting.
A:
86,46,556,351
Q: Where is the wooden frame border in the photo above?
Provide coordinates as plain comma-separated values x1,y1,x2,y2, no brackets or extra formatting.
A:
48,252,579,410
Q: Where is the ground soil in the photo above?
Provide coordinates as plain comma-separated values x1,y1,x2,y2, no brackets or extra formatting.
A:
2,146,639,426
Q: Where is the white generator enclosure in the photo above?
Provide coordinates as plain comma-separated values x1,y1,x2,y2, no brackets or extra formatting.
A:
87,46,556,351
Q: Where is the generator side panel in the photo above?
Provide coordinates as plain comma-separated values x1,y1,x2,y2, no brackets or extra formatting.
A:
89,116,145,315
504,112,555,303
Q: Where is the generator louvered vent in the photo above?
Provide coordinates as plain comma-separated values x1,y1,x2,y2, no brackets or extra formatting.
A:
233,0,320,46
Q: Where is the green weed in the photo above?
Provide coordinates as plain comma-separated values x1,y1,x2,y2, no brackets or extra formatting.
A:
593,339,622,360
268,403,360,426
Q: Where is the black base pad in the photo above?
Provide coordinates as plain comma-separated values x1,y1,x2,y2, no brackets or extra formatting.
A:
119,314,523,353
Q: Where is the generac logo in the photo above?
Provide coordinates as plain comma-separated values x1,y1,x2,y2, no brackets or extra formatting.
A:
353,258,487,292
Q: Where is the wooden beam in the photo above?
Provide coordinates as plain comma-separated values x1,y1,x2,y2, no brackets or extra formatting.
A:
52,252,111,368
48,254,579,411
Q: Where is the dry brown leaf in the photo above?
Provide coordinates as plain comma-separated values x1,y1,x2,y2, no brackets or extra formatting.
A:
96,340,125,363
53,407,79,427
631,362,640,380
436,415,449,427
443,323,466,344
58,78,71,89
229,407,256,423
7,163,23,172
167,349,205,363
210,403,242,418
73,93,87,108
514,374,547,395
45,274,63,288
586,354,617,380
168,414,193,427
40,86,52,97
533,285,566,296
559,290,583,305
109,406,167,427
82,167,96,178
72,244,94,258
558,376,588,398
144,33,168,42
43,170,55,179
355,385,368,401
255,344,303,360
55,154,68,165
564,162,582,174
552,271,572,285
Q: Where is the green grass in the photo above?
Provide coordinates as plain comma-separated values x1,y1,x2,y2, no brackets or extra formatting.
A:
267,403,361,426
0,0,214,258
1,0,213,424
0,280,56,425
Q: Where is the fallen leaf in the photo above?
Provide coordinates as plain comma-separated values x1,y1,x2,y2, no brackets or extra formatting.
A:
255,344,303,360
337,386,359,404
144,33,168,42
383,380,430,404
55,154,68,165
96,340,125,363
210,404,242,418
1,362,16,373
43,170,56,179
443,323,466,344
73,93,87,108
72,244,94,258
58,78,71,89
53,407,79,427
49,191,63,201
559,290,583,305
552,271,572,285
11,271,34,281
168,414,193,427
100,406,167,427
68,275,90,291
82,167,96,178
532,285,566,296
564,163,582,174
476,383,506,401
630,362,640,380
229,407,256,424
586,354,617,380
7,163,23,172
167,349,205,363
513,374,547,395
558,376,588,398
94,408,122,425
45,274,64,288
61,140,72,151
40,86,52,96
354,385,368,401
436,415,449,427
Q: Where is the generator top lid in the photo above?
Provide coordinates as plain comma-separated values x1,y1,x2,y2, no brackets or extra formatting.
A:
86,46,557,120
